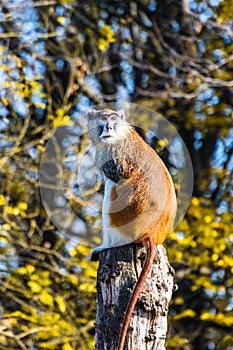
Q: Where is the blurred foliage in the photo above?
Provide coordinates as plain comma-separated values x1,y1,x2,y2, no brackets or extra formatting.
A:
0,0,233,349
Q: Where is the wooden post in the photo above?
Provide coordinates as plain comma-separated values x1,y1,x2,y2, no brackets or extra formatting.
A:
92,243,175,350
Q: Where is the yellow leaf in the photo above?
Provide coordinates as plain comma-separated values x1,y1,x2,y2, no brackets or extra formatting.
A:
69,249,77,257
175,250,183,262
204,215,212,224
0,236,8,246
39,92,47,98
37,145,45,152
1,97,8,106
6,206,19,215
48,113,54,120
98,38,109,52
53,115,74,127
3,81,9,88
157,139,168,148
26,265,36,273
40,291,54,306
79,282,96,293
68,275,78,285
84,267,97,278
191,197,199,206
223,255,233,267
57,17,65,24
217,259,224,267
212,253,219,261
98,25,115,41
18,202,28,211
16,267,28,275
34,103,46,109
55,296,66,313
98,25,116,52
0,194,6,206
40,313,60,326
4,311,22,318
27,280,42,293
174,297,184,305
174,309,196,320
56,108,64,117
59,320,74,334
3,223,11,230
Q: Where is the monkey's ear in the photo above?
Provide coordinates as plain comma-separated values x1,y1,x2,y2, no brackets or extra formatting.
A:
87,109,98,120
117,108,126,120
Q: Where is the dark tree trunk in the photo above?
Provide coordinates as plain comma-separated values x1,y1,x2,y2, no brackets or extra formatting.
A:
93,243,175,350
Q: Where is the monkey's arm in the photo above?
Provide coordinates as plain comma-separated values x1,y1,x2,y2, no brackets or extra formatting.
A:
101,157,135,183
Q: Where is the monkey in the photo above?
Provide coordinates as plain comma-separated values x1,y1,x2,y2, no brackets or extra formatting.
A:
87,108,177,350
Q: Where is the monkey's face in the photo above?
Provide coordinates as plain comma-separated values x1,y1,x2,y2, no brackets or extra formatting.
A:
88,109,130,144
98,113,122,143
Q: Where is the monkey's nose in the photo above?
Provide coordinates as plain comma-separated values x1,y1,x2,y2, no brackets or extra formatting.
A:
106,123,113,130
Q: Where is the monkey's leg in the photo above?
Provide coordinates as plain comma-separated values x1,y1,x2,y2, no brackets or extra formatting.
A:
90,229,132,261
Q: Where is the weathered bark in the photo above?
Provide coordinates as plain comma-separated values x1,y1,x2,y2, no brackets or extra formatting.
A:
93,243,175,350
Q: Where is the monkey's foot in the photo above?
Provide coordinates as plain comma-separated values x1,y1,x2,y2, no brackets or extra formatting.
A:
90,246,106,261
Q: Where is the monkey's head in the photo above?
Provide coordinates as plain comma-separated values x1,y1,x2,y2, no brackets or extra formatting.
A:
87,108,130,145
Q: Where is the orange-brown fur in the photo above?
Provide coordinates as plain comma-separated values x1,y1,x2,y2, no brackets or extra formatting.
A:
109,166,148,228
98,127,176,244
87,109,177,350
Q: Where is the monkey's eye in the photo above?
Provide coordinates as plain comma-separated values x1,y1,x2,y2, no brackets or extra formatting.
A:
99,116,107,122
109,115,117,122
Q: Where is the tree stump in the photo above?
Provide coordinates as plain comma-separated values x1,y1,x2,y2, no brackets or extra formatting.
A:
92,243,175,350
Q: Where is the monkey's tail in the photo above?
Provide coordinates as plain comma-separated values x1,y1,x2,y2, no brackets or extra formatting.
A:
117,237,156,350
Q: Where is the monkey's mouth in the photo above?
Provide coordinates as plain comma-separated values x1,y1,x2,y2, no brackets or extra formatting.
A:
100,133,115,139
100,135,116,143
101,135,114,140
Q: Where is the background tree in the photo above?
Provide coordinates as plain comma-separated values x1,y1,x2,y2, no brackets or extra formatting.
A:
0,0,232,349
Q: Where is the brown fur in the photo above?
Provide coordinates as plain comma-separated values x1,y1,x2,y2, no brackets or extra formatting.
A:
96,127,176,242
109,166,148,227
88,109,177,350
